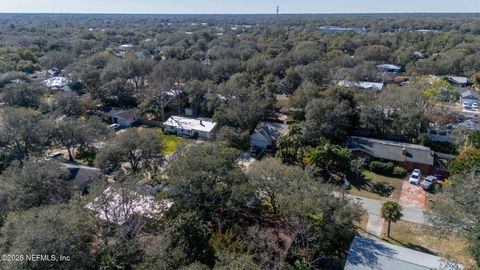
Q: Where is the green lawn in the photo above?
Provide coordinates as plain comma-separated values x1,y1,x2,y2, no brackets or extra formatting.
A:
348,170,403,201
163,134,187,155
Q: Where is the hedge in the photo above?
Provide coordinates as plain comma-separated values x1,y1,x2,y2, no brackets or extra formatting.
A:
369,161,406,178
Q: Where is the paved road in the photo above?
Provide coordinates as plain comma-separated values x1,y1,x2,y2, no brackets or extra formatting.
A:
347,194,430,225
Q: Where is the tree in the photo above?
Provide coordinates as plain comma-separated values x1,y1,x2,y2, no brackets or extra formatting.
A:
166,142,251,221
122,56,154,92
139,62,181,121
466,130,480,149
303,98,354,144
52,92,85,117
275,125,306,164
95,128,165,173
2,82,46,108
302,143,352,177
381,201,403,237
0,205,95,270
216,126,250,150
248,158,306,214
137,212,215,269
0,107,46,162
96,78,136,107
428,172,480,266
0,160,72,214
448,146,480,175
51,116,110,162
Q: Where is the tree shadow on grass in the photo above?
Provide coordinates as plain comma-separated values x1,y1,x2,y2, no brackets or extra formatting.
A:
386,236,436,255
349,173,394,197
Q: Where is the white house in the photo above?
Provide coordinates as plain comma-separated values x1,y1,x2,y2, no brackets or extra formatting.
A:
377,64,402,73
43,76,71,90
86,187,173,225
250,121,289,150
338,80,384,91
163,116,217,140
107,108,139,127
344,236,463,270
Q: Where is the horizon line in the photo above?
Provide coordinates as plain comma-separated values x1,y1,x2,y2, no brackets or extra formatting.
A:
1,12,480,15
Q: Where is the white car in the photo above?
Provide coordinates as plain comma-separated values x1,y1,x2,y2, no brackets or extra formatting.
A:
45,151,63,161
409,169,421,184
473,103,478,109
110,123,121,131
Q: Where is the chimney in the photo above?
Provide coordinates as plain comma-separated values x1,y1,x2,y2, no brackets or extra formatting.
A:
200,119,204,126
401,147,408,156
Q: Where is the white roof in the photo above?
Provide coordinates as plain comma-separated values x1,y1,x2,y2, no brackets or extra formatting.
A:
43,76,71,88
163,116,217,133
449,76,468,84
377,64,402,70
86,187,173,225
338,81,384,91
345,236,464,270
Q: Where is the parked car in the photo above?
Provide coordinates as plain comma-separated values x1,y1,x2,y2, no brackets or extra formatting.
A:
420,175,437,190
409,169,422,184
250,147,261,157
473,103,478,109
110,123,121,131
249,147,265,159
463,102,470,107
45,151,63,161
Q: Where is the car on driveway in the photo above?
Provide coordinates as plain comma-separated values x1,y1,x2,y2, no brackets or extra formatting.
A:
110,123,121,131
45,151,63,161
409,169,421,184
420,175,437,190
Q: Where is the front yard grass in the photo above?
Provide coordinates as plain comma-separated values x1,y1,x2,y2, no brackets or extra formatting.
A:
381,220,475,268
348,170,403,202
163,134,187,155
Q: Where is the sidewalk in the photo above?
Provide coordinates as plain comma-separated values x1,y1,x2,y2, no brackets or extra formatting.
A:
347,194,429,225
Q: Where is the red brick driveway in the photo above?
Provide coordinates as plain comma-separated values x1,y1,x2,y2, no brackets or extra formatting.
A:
399,180,426,209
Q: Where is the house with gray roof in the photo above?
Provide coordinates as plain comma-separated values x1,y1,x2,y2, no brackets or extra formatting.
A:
107,108,139,127
448,76,471,87
346,136,435,174
460,89,479,108
344,236,463,270
250,121,289,151
62,163,103,194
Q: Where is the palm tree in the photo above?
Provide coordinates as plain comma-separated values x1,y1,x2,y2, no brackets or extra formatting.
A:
381,201,403,237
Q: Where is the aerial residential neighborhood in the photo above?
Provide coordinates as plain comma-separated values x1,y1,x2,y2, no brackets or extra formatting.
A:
0,1,479,270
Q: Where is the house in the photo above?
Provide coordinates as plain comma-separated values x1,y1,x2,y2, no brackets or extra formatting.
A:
163,116,216,140
377,64,402,73
319,26,366,33
448,76,471,87
460,90,479,107
346,136,435,174
338,81,384,91
344,236,463,270
86,186,173,225
250,121,289,151
413,51,425,58
43,76,71,90
107,108,139,127
62,163,103,194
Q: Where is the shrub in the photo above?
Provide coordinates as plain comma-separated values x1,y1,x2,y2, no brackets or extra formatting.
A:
369,161,394,175
392,166,407,178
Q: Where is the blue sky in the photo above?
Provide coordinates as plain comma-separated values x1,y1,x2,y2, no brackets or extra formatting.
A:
1,0,479,14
